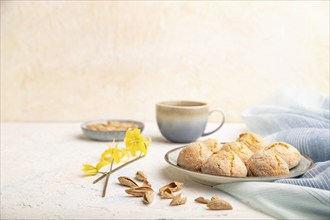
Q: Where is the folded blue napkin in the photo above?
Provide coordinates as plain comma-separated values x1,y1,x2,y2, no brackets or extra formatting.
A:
215,182,330,220
215,88,330,219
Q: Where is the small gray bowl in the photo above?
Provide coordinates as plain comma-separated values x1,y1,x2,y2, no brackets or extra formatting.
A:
81,119,144,141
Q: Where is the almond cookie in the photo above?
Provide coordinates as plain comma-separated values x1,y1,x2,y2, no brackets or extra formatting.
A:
246,150,289,177
201,151,247,177
265,142,301,169
177,142,213,171
200,138,222,153
221,141,253,164
236,132,268,153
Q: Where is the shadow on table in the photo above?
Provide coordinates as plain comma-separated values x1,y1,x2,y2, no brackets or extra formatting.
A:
159,166,213,189
149,135,172,144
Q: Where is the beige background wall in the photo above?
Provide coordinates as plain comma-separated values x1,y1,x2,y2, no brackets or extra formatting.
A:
1,1,329,122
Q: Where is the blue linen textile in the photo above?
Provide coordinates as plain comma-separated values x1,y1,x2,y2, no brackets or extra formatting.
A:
215,182,330,220
215,89,330,219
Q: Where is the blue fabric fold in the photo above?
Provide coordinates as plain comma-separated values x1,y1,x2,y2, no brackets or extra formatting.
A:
215,182,330,220
275,161,330,190
215,89,330,219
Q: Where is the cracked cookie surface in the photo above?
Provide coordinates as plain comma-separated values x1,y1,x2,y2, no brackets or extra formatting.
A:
177,142,213,171
236,132,268,153
246,150,289,177
265,142,302,169
201,150,247,177
221,141,253,164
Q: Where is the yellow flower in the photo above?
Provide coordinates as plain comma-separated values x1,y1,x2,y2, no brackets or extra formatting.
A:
82,164,98,176
124,128,151,156
96,161,110,170
82,161,110,176
101,146,128,164
83,129,152,198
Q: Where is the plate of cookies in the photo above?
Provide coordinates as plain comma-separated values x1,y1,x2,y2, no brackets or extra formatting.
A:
164,132,313,185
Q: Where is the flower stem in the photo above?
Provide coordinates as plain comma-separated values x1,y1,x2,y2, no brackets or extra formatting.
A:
102,159,114,197
93,154,145,184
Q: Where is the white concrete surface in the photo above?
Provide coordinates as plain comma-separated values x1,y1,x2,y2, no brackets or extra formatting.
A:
1,122,273,219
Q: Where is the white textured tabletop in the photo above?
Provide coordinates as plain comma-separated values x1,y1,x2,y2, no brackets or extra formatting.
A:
1,122,273,219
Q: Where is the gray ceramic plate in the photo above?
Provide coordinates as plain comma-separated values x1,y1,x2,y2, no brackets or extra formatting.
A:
81,119,144,141
164,146,314,185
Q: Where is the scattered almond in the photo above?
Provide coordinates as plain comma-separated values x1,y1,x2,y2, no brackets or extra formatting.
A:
160,188,175,199
143,191,154,204
159,181,183,194
207,198,233,210
86,121,138,131
195,197,210,204
118,176,139,188
142,179,152,187
125,186,153,197
170,193,187,206
210,195,220,201
135,171,147,181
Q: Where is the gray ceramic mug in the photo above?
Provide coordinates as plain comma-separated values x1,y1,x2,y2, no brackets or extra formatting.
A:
156,101,225,143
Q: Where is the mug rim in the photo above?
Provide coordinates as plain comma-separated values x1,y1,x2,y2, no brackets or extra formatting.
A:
156,100,208,109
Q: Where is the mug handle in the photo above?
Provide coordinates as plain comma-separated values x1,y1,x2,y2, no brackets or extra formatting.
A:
202,109,225,136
